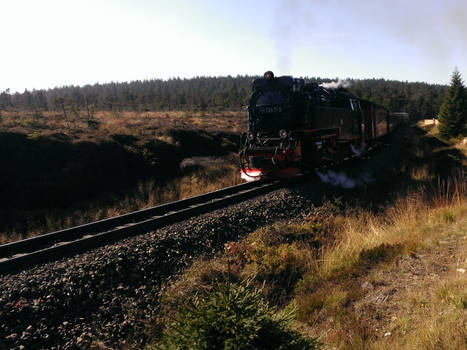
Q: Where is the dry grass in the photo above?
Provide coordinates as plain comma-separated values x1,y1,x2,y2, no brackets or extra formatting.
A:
0,162,241,244
371,271,466,350
418,120,467,167
0,110,247,143
319,177,465,279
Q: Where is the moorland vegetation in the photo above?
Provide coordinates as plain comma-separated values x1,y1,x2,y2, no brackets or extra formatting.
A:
0,111,245,243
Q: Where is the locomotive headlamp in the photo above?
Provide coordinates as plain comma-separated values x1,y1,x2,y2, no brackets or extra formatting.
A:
279,129,288,138
247,132,255,140
264,71,274,80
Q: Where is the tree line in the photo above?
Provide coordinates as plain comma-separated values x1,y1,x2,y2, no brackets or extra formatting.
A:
0,75,448,120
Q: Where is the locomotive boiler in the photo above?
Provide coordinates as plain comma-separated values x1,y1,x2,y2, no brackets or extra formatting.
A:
240,71,402,180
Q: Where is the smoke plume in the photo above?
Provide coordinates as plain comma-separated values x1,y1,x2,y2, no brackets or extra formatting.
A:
316,169,375,189
272,0,312,73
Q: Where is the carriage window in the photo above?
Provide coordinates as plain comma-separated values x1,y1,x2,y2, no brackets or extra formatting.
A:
350,99,360,111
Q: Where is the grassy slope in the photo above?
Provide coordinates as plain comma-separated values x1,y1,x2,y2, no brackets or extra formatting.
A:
295,189,466,349
148,124,466,349
0,110,246,243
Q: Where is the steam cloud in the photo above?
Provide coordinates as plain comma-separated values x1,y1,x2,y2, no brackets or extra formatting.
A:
319,79,351,89
271,0,467,80
351,145,364,156
316,169,375,189
340,0,467,63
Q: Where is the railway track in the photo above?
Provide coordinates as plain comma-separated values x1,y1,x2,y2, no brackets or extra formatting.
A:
0,179,283,274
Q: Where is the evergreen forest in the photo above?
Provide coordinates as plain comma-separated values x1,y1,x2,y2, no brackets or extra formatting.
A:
0,75,447,120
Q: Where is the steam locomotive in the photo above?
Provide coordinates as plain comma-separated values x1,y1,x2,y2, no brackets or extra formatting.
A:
239,71,407,181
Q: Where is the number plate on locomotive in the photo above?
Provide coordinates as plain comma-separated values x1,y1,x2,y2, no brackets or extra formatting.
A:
257,106,282,113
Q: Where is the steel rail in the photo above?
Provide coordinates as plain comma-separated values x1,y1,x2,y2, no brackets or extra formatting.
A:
0,179,282,274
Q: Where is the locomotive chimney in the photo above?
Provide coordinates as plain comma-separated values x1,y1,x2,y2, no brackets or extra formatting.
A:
264,71,274,80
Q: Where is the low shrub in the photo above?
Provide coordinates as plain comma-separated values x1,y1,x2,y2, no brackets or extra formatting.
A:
224,223,321,302
152,281,318,350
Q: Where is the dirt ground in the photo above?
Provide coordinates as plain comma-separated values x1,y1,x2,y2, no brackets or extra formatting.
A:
355,233,466,340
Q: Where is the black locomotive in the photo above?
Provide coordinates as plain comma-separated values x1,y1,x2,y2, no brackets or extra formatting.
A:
240,71,407,180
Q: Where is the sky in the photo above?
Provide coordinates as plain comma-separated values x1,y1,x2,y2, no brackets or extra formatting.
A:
1,0,466,92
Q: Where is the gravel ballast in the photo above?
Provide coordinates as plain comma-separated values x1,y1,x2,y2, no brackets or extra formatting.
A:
0,180,330,349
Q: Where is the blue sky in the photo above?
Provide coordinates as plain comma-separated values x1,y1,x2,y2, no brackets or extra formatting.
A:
1,0,466,92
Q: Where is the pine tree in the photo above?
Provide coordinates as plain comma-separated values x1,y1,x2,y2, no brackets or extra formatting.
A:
438,69,467,138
